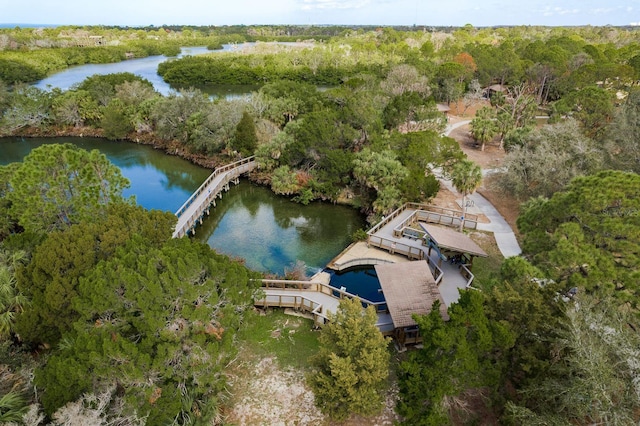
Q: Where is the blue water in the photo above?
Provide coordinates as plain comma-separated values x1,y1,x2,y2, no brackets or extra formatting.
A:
0,137,211,213
198,182,364,276
0,137,365,276
329,266,384,303
34,46,213,95
32,43,266,98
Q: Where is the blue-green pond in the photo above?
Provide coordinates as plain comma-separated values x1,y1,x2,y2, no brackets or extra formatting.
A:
0,137,365,276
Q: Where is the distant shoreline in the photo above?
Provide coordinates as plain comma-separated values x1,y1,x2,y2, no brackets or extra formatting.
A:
0,23,59,28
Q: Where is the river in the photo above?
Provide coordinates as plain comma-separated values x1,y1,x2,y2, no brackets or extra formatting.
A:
0,137,364,276
33,44,260,98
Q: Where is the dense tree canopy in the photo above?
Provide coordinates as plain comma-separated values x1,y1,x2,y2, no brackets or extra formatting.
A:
309,298,390,421
14,203,176,346
4,143,130,235
35,237,260,422
232,110,258,156
398,290,514,425
606,88,640,172
518,170,640,308
499,119,604,199
505,295,640,425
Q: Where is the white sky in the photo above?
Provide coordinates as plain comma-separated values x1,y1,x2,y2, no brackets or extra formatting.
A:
2,0,639,27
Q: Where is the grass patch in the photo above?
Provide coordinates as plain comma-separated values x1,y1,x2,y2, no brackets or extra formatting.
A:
236,308,320,370
468,230,504,292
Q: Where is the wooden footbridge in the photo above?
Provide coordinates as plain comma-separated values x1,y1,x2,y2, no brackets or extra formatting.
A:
172,156,257,238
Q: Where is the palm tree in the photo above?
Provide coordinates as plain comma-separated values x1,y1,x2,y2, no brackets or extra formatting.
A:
0,391,29,423
0,250,27,338
451,160,482,232
470,106,498,151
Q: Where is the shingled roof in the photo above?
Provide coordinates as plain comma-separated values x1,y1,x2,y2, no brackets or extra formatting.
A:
375,261,448,329
419,223,488,258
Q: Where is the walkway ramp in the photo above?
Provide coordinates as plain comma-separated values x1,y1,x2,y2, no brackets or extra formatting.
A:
256,280,394,334
173,157,256,238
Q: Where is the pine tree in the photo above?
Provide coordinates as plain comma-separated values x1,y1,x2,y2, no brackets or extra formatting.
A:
308,298,390,421
232,111,258,156
397,290,514,424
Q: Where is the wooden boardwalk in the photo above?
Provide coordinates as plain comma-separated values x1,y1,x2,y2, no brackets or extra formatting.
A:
256,280,395,334
328,203,477,306
173,156,257,238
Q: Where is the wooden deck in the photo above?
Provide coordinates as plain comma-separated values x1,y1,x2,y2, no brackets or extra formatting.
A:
252,204,479,339
256,280,395,334
173,156,257,238
329,203,477,306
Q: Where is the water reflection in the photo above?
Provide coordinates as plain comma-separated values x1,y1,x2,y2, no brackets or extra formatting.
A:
197,180,364,276
33,46,242,95
0,137,211,213
33,45,264,98
0,137,365,275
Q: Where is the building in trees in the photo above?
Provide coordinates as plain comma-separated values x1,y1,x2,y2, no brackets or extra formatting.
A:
375,261,449,347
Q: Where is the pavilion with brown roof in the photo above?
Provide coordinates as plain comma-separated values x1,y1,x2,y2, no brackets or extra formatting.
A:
375,261,448,346
419,223,488,269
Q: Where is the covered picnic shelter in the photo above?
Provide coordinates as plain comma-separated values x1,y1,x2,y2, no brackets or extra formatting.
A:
419,223,487,269
375,261,449,347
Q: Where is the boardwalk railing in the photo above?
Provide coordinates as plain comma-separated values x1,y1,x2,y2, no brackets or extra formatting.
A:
391,205,478,238
460,264,477,289
259,279,387,311
173,156,256,238
330,257,395,272
366,236,444,285
366,202,430,236
258,293,328,327
175,156,256,219
255,279,389,327
367,203,478,240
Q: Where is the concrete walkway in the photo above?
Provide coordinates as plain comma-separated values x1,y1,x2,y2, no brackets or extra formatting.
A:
442,119,522,258
443,118,471,136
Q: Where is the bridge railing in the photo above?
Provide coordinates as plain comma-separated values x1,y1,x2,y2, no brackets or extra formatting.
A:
175,156,255,218
173,175,236,238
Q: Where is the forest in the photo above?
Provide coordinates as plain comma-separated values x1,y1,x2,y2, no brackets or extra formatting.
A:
0,23,640,424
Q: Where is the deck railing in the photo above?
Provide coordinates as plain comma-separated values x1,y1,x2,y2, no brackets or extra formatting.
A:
391,205,479,237
460,264,477,289
330,257,395,272
366,202,433,236
366,205,409,237
256,293,328,326
256,279,394,330
366,236,444,285
258,279,388,313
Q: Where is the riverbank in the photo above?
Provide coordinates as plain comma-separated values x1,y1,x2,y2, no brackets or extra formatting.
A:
8,125,240,169
6,125,367,213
